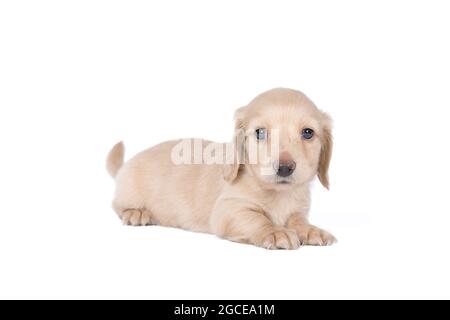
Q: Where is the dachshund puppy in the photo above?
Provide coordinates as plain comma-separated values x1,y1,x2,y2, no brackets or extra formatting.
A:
107,88,336,249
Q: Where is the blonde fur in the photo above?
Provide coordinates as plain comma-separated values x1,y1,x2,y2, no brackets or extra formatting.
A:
107,88,336,249
106,141,124,178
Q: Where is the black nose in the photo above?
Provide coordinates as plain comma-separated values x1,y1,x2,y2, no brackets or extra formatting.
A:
276,160,296,177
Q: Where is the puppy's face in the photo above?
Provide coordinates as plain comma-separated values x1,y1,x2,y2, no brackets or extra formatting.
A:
225,88,332,190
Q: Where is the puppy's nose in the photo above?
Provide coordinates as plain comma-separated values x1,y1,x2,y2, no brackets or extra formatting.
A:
276,160,296,177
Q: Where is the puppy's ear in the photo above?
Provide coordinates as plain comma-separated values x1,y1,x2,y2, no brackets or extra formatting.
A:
223,107,246,183
233,106,247,131
318,115,333,189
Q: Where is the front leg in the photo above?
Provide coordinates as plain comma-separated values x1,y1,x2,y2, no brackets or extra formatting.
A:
211,200,300,250
287,214,337,246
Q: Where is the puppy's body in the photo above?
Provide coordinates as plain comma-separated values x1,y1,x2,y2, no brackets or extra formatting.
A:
108,88,336,249
111,140,224,233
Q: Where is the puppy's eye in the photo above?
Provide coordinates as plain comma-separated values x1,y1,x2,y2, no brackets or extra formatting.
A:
302,128,314,140
255,128,267,140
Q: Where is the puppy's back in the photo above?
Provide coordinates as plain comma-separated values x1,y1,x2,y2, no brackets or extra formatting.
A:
112,140,226,233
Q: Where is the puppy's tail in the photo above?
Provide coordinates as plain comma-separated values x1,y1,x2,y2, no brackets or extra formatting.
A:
106,141,125,178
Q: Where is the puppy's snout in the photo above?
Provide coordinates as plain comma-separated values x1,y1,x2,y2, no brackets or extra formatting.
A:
275,160,296,177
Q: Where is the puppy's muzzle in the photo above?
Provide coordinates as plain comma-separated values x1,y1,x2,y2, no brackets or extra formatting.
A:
274,160,296,177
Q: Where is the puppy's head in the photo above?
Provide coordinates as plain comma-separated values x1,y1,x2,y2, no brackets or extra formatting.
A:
224,88,332,190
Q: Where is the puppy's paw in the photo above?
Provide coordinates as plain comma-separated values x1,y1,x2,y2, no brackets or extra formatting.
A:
294,225,337,246
120,209,153,226
256,227,300,250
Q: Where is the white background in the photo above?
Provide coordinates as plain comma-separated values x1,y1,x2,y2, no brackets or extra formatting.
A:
1,0,449,299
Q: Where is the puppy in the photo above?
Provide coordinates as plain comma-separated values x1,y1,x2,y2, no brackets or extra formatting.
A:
107,88,336,249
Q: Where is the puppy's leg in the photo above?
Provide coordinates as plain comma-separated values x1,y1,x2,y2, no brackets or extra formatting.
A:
287,214,337,246
211,202,300,250
113,204,154,226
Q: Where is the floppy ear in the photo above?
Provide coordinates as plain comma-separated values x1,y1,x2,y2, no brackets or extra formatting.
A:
223,107,246,182
318,117,333,189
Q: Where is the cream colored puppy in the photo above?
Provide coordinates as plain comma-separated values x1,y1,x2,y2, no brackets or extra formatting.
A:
107,88,336,249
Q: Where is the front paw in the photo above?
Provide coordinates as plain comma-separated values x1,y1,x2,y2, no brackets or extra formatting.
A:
255,227,300,250
294,225,337,246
